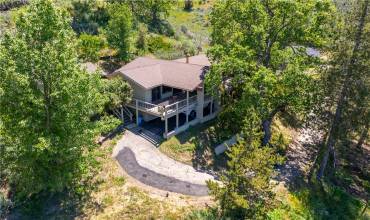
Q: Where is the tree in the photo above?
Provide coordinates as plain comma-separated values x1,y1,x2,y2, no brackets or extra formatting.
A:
207,111,283,219
135,23,148,54
77,34,105,62
316,0,369,180
0,0,106,200
115,0,174,35
206,0,335,145
70,0,109,35
101,76,132,122
106,3,132,61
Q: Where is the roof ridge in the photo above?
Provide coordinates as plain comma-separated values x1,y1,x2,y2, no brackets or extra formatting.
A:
138,56,208,67
117,62,160,72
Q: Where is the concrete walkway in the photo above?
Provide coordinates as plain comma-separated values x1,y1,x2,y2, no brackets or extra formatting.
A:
112,129,216,196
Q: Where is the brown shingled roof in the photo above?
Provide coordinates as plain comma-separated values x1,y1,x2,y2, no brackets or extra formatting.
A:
114,57,209,91
174,54,211,66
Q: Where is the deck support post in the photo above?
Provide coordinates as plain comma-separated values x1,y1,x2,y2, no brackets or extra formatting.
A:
186,90,189,124
176,103,179,129
135,100,139,125
164,112,168,138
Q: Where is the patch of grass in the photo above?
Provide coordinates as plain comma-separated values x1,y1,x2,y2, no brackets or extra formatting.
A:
168,1,214,49
111,176,125,187
159,120,228,170
270,182,369,220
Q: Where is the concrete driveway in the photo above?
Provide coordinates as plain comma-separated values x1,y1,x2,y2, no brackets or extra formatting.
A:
112,128,216,196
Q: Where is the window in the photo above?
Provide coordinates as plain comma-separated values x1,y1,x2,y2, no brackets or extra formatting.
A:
162,86,172,94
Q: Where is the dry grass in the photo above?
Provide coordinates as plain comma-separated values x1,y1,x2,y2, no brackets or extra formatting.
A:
158,120,227,171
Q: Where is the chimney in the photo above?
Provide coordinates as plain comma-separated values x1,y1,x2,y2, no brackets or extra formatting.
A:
185,53,189,63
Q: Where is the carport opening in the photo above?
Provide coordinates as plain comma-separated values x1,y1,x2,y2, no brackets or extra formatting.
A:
140,112,188,136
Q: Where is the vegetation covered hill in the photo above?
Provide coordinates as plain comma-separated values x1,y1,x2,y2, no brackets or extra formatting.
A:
0,0,369,219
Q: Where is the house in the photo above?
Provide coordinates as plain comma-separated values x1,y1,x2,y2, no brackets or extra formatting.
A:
109,54,219,139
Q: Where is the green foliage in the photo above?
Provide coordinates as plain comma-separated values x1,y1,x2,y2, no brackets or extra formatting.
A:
135,23,148,54
146,33,198,59
147,34,173,52
207,112,283,219
77,33,105,62
206,0,336,144
270,132,289,155
95,114,121,135
106,3,132,61
70,0,109,35
185,208,218,220
317,0,369,174
268,183,367,220
0,0,106,202
101,77,132,110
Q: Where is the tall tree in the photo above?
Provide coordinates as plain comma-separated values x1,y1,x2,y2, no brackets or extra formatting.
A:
207,111,283,219
206,0,335,145
106,2,133,61
0,0,106,200
102,77,132,122
317,0,369,180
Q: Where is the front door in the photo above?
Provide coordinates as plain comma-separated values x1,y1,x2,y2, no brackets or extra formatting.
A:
152,86,161,102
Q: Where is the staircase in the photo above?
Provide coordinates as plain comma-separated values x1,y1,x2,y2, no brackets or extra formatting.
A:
122,106,134,126
129,126,162,146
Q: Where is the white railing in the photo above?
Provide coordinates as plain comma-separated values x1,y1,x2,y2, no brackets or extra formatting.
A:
122,105,133,120
129,95,198,116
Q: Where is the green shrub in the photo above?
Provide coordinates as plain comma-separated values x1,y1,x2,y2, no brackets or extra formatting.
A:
77,34,104,62
270,132,290,155
185,208,218,220
135,23,148,54
147,34,173,53
112,176,125,186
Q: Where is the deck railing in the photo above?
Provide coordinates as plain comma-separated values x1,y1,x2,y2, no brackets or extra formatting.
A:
129,95,197,116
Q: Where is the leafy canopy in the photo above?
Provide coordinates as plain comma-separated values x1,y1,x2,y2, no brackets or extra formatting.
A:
106,2,133,61
208,111,283,219
0,0,106,200
206,0,335,138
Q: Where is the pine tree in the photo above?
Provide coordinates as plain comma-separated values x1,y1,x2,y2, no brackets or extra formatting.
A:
317,0,369,180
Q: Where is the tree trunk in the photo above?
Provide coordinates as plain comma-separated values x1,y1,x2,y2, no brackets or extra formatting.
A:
317,0,368,180
356,124,368,149
262,105,285,146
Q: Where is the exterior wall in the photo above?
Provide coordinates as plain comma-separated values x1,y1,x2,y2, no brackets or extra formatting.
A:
120,75,153,102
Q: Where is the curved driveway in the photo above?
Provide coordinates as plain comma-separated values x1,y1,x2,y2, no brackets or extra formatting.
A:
112,129,216,196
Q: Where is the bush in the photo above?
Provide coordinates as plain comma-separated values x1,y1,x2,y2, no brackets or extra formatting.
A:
148,20,175,37
135,23,148,54
77,34,105,62
270,132,290,155
147,34,173,53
